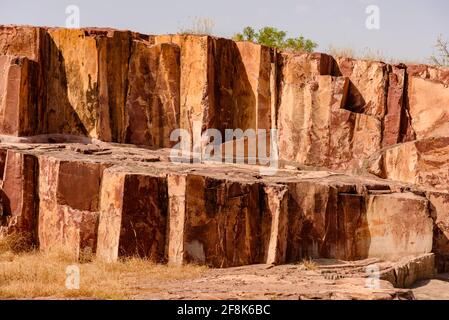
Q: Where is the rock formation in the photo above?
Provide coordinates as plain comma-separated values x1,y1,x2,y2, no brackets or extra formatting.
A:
1,25,449,292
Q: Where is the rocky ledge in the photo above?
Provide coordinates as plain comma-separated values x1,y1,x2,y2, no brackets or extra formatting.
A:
1,25,449,295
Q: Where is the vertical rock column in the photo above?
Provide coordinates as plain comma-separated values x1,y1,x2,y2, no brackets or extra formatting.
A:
0,150,38,241
261,184,288,265
166,173,262,267
38,156,107,259
96,169,168,262
124,41,180,147
43,29,132,140
426,191,449,272
0,55,38,135
284,181,356,261
235,42,273,131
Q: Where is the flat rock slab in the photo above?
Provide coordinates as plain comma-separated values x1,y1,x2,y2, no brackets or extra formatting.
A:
128,257,432,300
411,274,449,300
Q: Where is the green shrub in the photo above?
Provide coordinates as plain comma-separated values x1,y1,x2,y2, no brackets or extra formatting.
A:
233,26,317,52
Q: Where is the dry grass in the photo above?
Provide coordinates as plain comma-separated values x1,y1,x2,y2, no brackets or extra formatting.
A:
327,45,387,62
326,45,422,65
301,258,318,271
0,236,206,299
179,17,215,35
0,233,35,254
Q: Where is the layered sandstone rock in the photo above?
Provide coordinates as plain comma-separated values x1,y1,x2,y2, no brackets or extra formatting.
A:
43,28,133,140
154,35,274,138
235,42,273,131
0,141,439,292
97,168,167,262
38,154,109,259
277,70,381,170
261,184,289,265
0,26,44,61
167,173,262,267
0,149,38,239
0,26,447,185
383,65,414,147
362,193,433,259
426,191,449,272
334,57,388,118
0,55,38,135
1,26,449,295
408,76,449,139
124,41,180,147
367,136,449,191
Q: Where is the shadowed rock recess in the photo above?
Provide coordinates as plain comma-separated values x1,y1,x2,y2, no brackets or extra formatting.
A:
0,25,449,296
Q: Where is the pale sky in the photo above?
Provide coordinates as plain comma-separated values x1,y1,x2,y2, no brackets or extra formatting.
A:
1,0,448,62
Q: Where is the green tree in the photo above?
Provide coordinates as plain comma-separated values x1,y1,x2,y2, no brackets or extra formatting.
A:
233,26,317,53
242,26,257,42
256,27,287,48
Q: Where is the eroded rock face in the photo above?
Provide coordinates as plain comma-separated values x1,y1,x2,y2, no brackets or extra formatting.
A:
43,29,134,140
97,168,167,263
0,26,449,295
334,57,388,118
363,193,433,259
0,55,38,135
0,26,44,61
167,173,262,267
0,142,438,291
0,26,448,186
383,65,414,147
277,56,382,171
408,77,449,139
367,136,449,191
125,42,180,147
38,155,108,259
0,150,38,239
235,42,273,131
426,191,449,272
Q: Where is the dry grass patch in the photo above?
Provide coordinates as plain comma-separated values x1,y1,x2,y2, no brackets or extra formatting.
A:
0,238,206,299
300,258,318,271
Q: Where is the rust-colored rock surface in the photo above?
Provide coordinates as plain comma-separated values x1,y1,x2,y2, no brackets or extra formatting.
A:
125,42,180,147
0,149,38,239
0,55,38,135
1,25,449,298
37,154,108,259
166,173,262,267
366,136,449,191
97,168,167,262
